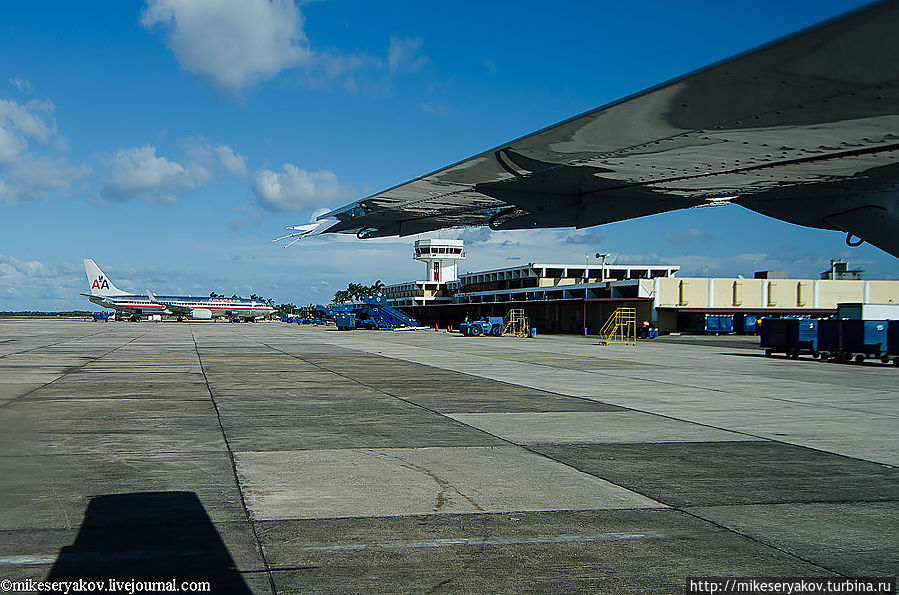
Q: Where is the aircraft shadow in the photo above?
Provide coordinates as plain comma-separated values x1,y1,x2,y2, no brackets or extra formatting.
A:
46,491,252,593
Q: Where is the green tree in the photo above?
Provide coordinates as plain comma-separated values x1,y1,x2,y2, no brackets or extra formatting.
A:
334,280,386,304
275,302,297,315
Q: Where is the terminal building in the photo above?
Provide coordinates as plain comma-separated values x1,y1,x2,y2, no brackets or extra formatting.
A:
382,240,899,334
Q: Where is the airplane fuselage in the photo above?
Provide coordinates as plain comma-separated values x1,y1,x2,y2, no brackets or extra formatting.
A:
88,294,275,319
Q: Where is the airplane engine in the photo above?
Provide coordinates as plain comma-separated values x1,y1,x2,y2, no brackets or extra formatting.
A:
191,309,213,320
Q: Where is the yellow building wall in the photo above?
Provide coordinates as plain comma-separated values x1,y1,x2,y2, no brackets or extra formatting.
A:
655,278,899,310
867,282,899,304
796,280,814,307
766,280,805,307
816,280,866,309
655,278,680,307
713,279,764,308
677,278,709,307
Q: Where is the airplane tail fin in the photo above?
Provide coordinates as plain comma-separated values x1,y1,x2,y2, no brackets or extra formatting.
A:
84,259,130,297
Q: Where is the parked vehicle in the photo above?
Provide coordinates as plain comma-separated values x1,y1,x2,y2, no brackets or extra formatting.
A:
459,316,504,337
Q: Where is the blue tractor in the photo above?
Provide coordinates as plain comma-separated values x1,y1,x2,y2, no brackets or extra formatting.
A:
459,316,504,337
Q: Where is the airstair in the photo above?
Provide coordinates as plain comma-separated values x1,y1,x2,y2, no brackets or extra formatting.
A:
598,307,637,346
503,309,531,338
355,296,420,329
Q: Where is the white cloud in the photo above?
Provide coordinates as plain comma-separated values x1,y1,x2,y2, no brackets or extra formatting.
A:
0,254,53,280
9,77,33,94
665,228,716,244
562,229,608,246
101,141,246,203
215,145,247,176
421,102,450,116
458,227,492,245
0,98,90,205
141,0,311,91
0,157,90,204
183,137,248,176
252,163,355,212
0,255,85,308
0,125,24,164
0,99,56,144
102,145,208,203
142,1,428,93
387,36,427,73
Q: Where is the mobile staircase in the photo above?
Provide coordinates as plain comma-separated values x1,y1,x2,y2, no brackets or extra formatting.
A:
503,309,531,338
598,307,637,346
338,296,420,330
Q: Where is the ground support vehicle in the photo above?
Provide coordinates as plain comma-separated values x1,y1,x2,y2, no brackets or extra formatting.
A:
459,317,504,337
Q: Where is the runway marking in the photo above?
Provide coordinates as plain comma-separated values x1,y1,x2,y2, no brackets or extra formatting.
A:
290,532,661,553
0,555,57,565
198,354,643,365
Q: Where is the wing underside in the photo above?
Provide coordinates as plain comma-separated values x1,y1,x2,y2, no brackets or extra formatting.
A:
296,1,899,257
164,303,194,316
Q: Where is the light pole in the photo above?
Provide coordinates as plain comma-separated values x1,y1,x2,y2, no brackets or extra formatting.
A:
593,253,610,336
596,252,610,283
583,253,589,336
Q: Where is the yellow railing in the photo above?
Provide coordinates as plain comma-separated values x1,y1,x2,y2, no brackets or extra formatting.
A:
503,309,531,338
598,307,636,346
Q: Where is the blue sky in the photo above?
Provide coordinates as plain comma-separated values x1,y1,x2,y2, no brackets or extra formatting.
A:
1,0,895,310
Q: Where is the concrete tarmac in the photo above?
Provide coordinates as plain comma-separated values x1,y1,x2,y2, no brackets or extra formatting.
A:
0,320,895,593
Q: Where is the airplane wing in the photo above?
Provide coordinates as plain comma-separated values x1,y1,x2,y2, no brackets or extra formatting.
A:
288,0,899,257
165,304,194,316
146,290,189,316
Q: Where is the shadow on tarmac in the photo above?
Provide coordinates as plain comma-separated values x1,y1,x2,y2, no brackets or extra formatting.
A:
47,492,251,593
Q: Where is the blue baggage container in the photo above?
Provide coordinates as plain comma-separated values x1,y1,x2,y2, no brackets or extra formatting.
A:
795,319,819,350
759,318,779,349
760,318,818,357
743,316,758,333
718,315,734,333
817,319,841,354
704,314,734,334
842,320,888,357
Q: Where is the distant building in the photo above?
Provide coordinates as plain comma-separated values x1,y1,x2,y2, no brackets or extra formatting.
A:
820,259,863,280
383,239,465,307
754,271,788,279
384,242,899,333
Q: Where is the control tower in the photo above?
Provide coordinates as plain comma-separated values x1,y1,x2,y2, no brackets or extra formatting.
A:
413,239,465,283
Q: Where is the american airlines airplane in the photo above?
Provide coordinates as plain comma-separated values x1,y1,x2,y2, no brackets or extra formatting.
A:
81,259,276,322
278,1,899,258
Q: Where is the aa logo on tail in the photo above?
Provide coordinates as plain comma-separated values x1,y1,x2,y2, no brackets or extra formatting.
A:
92,276,110,290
